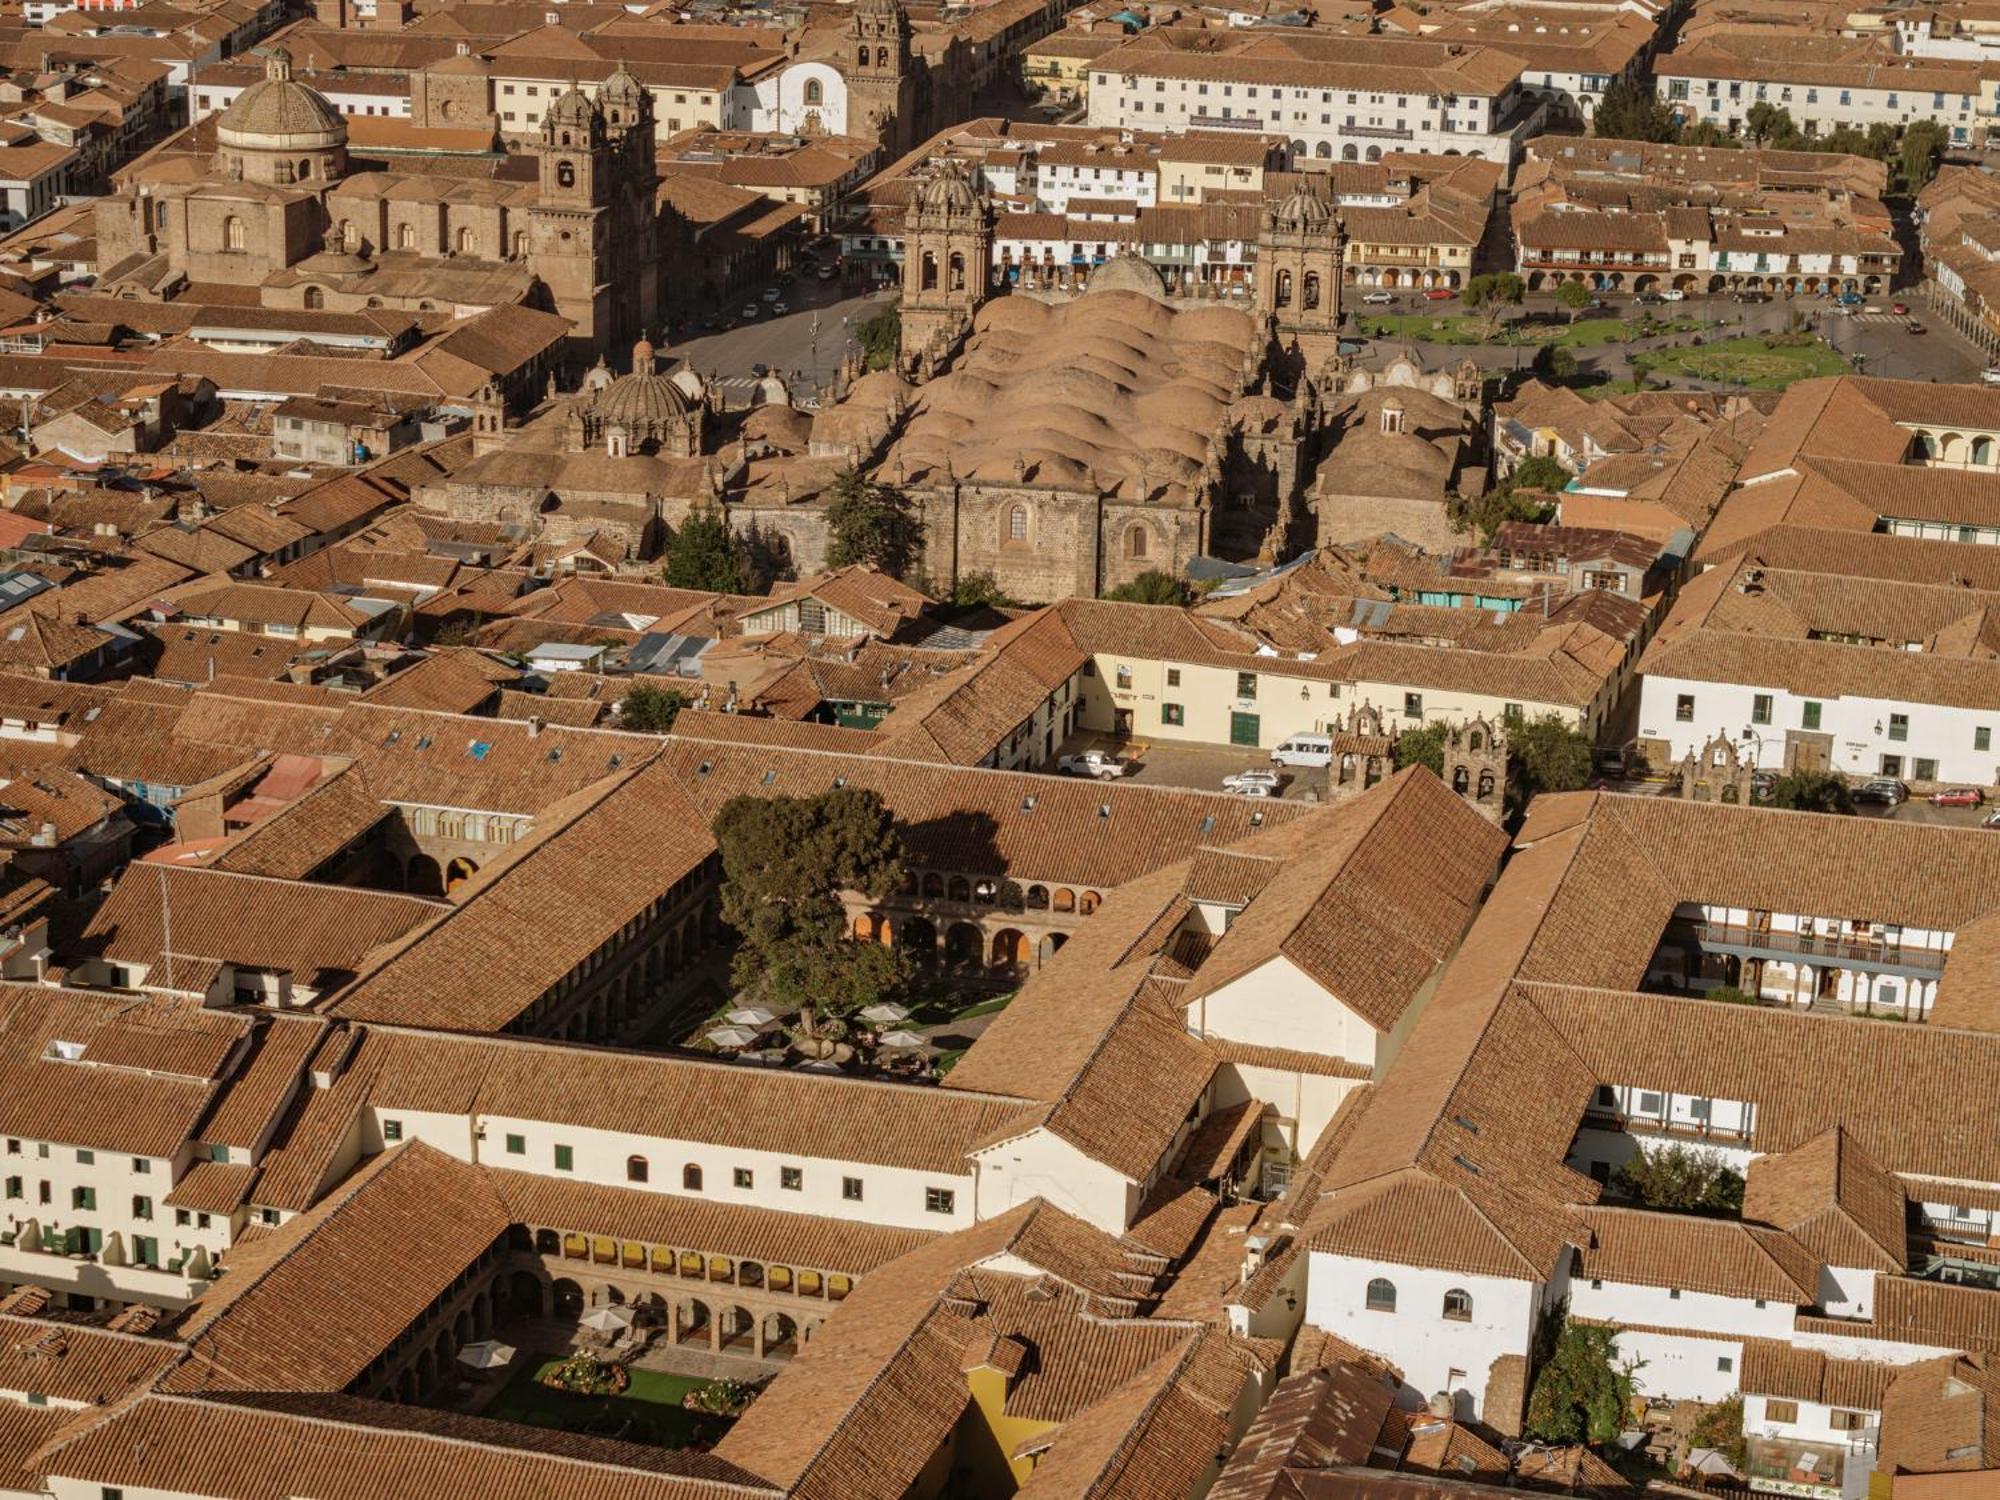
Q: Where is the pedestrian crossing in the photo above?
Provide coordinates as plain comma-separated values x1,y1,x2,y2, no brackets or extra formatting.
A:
1841,311,1916,326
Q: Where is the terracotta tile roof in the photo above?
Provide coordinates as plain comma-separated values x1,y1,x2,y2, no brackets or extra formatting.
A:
81,864,444,994
160,1142,511,1395
206,762,390,882
667,709,884,753
1573,1205,1819,1303
358,648,519,715
487,1168,937,1275
1742,1126,1907,1273
1211,1362,1399,1500
198,1014,324,1152
1739,1341,1894,1409
0,1315,178,1405
1878,1352,2000,1473
36,1390,770,1499
163,1158,256,1214
1395,1412,1510,1484
1187,770,1505,1034
354,1025,1030,1177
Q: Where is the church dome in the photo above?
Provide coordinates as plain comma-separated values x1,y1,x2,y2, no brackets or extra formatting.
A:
217,47,347,151
918,162,979,214
594,340,690,427
1086,254,1166,299
1274,179,1333,230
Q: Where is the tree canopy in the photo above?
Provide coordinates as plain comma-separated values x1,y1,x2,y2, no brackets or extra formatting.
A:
1611,1142,1746,1216
662,508,754,594
1525,1317,1643,1445
858,302,901,372
618,681,685,734
714,788,911,1036
1767,767,1855,815
1593,80,1680,142
1392,722,1449,777
825,468,925,579
1507,712,1594,806
1104,569,1191,605
1554,281,1594,319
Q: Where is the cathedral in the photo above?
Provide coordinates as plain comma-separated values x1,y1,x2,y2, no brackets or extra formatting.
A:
93,47,661,360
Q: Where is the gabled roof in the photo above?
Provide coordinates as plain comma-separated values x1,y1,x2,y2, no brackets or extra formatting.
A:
1742,1126,1907,1273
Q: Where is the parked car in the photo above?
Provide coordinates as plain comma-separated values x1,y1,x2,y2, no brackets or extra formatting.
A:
740,304,759,319
1659,288,1687,301
1362,290,1395,305
1984,808,2000,829
1983,367,2000,386
1837,291,1864,307
1423,287,1454,301
1855,777,1910,806
1933,786,1986,807
1891,300,1909,315
1635,291,1664,305
1057,750,1132,780
1270,734,1334,768
771,302,789,316
1735,290,1772,304
1751,768,1779,801
1906,320,1927,335
817,265,839,280
1221,768,1281,796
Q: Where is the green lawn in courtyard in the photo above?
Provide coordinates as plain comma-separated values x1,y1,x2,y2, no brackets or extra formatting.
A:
484,1360,716,1447
1357,313,1705,347
1631,335,1851,389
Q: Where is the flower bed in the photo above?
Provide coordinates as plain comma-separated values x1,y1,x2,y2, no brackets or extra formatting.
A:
539,1351,629,1397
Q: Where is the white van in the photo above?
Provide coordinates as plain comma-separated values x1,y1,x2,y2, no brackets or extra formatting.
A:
1270,734,1334,768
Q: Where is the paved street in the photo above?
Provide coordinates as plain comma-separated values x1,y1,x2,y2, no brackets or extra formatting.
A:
668,280,896,405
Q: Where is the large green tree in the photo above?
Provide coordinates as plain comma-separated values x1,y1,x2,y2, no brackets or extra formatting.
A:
1592,80,1680,143
714,788,911,1040
858,302,901,371
662,508,753,594
1525,1317,1643,1445
1507,712,1595,805
825,468,925,578
1555,281,1594,321
1393,722,1449,777
619,681,685,734
1900,119,1948,193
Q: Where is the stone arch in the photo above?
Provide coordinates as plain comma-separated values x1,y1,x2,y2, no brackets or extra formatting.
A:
1976,437,1995,466
1341,144,1358,161
1078,891,1100,915
1275,268,1293,307
1052,887,1076,912
763,1310,800,1358
948,875,971,902
898,916,936,956
945,922,982,966
552,1278,583,1317
1315,140,1332,157
534,1227,561,1255
922,872,945,897
1125,524,1148,559
1026,884,1049,909
406,854,443,896
853,913,878,941
921,250,938,292
445,856,478,892
678,1297,711,1345
1037,932,1067,964
303,285,325,309
718,1304,755,1352
1365,145,1382,162
949,251,966,291
991,928,1028,967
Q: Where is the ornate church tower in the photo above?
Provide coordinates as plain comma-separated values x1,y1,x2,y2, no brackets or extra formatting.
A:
530,85,617,360
847,0,915,154
1255,177,1347,389
599,64,660,343
898,159,990,380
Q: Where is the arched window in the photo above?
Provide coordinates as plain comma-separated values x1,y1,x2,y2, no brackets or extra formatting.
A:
1126,525,1147,559
396,223,416,251
1443,1288,1473,1321
297,158,312,179
856,43,869,64
626,1155,649,1183
682,1163,703,1191
921,250,938,292
876,45,889,67
1342,144,1358,161
1977,437,1995,466
557,160,576,189
1303,271,1320,310
302,286,324,310
223,215,244,252
949,251,965,291
1008,505,1027,542
154,199,168,231
1275,269,1292,307
1366,1277,1397,1312
456,226,474,254
804,78,823,105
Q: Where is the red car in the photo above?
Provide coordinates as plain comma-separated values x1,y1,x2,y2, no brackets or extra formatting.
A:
1423,287,1455,301
1932,786,1986,807
1891,300,1909,315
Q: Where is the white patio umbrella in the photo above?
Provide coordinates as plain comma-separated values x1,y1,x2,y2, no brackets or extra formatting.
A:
456,1340,516,1370
706,1025,759,1049
858,1002,911,1024
878,1028,927,1048
796,1058,844,1073
579,1305,636,1333
725,1006,775,1026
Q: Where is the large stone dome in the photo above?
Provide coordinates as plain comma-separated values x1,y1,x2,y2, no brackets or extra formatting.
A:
574,339,702,458
917,161,979,215
1087,254,1167,300
217,47,347,152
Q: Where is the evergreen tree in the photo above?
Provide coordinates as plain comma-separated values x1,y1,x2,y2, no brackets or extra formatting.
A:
619,681,685,734
1592,81,1680,143
1104,570,1190,605
661,508,753,593
825,468,925,578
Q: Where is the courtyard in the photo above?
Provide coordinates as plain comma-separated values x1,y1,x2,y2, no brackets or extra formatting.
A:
1628,334,1852,389
482,1359,717,1448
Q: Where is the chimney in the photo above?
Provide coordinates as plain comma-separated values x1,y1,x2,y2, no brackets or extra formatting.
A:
527,714,544,738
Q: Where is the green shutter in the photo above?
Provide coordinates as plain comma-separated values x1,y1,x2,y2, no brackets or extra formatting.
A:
1230,712,1261,747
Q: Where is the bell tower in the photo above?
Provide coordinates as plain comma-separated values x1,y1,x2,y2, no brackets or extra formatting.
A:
531,85,613,359
898,159,990,380
848,0,914,154
1256,176,1347,387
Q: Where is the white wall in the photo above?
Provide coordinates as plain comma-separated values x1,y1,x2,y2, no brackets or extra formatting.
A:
1638,671,2000,785
1615,1327,1745,1404
1304,1250,1539,1420
1195,955,1379,1068
973,1127,1134,1235
1570,1275,1797,1341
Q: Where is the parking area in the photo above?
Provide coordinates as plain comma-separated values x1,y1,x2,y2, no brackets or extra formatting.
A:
1061,732,1328,801
1858,794,1994,828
